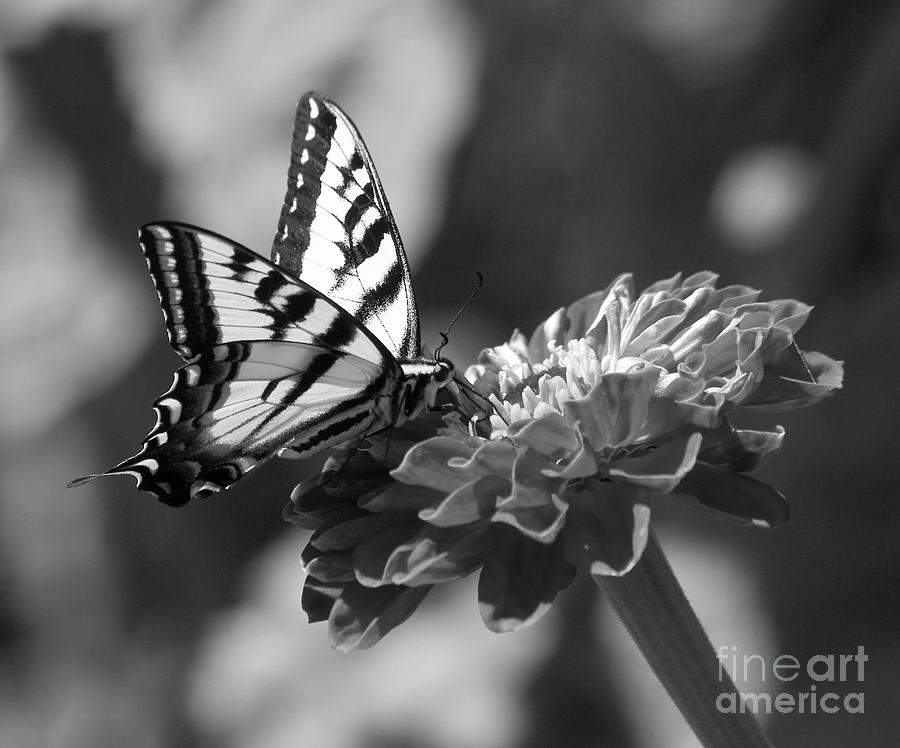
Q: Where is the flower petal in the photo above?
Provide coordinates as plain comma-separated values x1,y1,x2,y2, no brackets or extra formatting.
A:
609,432,702,492
328,583,432,652
391,437,479,491
419,476,510,526
311,515,415,552
561,479,651,577
354,524,490,586
563,367,659,449
285,476,367,530
493,449,569,544
640,272,682,294
508,411,578,457
641,396,722,440
540,431,598,479
698,422,785,471
477,526,575,633
446,438,518,478
624,299,688,356
304,552,357,583
528,307,567,361
301,577,344,624
768,299,812,333
740,349,843,410
314,448,391,497
670,310,733,362
358,481,445,513
708,284,761,309
566,273,634,341
675,462,789,528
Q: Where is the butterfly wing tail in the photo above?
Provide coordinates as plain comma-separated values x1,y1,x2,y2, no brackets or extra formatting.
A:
67,474,101,488
70,341,393,505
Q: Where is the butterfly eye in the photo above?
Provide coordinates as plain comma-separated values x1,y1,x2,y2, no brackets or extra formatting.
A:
434,361,453,383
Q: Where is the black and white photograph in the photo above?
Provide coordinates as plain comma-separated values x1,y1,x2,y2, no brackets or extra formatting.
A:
1,1,896,746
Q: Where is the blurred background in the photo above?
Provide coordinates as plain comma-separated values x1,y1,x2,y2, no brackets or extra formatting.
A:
1,0,898,745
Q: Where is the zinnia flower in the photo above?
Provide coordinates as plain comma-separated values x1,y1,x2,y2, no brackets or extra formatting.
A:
287,271,842,651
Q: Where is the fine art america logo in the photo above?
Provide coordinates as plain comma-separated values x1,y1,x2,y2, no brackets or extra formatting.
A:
716,645,866,715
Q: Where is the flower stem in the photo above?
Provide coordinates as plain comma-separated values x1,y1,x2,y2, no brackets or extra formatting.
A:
594,529,774,747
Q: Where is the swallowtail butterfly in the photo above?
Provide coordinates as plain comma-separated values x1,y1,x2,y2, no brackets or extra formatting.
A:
71,93,458,506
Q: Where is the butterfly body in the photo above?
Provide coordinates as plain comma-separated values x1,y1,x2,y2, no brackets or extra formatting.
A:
72,94,456,506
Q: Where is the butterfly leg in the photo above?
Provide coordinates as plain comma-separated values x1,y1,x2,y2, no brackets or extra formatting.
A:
317,434,368,488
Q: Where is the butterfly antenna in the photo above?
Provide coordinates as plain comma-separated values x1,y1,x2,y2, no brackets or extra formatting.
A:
792,340,817,383
454,375,509,426
434,332,450,362
435,272,484,360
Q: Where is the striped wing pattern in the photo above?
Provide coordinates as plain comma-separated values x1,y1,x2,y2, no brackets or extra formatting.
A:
70,94,455,506
143,223,386,364
78,223,401,506
272,93,420,360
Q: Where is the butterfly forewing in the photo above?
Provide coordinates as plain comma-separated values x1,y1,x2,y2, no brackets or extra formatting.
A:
142,223,389,364
271,93,420,359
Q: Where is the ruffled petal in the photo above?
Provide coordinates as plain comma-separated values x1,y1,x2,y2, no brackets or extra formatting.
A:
419,476,510,526
303,552,356,583
354,524,491,587
478,526,575,632
391,437,480,491
561,479,651,577
312,448,391,497
623,299,688,356
540,431,599,479
508,411,579,457
707,284,761,309
528,307,567,361
566,273,634,341
301,577,344,623
675,462,790,528
492,449,569,543
641,396,722,440
358,482,445,513
328,583,432,652
563,366,659,449
740,349,843,410
640,272,683,294
445,438,518,478
311,515,414,552
697,422,785,471
768,299,812,333
609,432,702,492
284,476,367,530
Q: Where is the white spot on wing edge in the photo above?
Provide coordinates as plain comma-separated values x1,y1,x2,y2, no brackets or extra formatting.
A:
183,364,201,386
305,123,316,141
233,456,258,473
308,97,319,118
190,479,223,498
158,396,183,422
134,458,160,474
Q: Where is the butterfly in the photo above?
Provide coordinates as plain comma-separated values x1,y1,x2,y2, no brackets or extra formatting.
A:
71,93,460,507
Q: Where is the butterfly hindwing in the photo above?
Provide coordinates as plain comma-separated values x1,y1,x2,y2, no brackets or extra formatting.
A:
271,93,420,360
104,339,394,506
